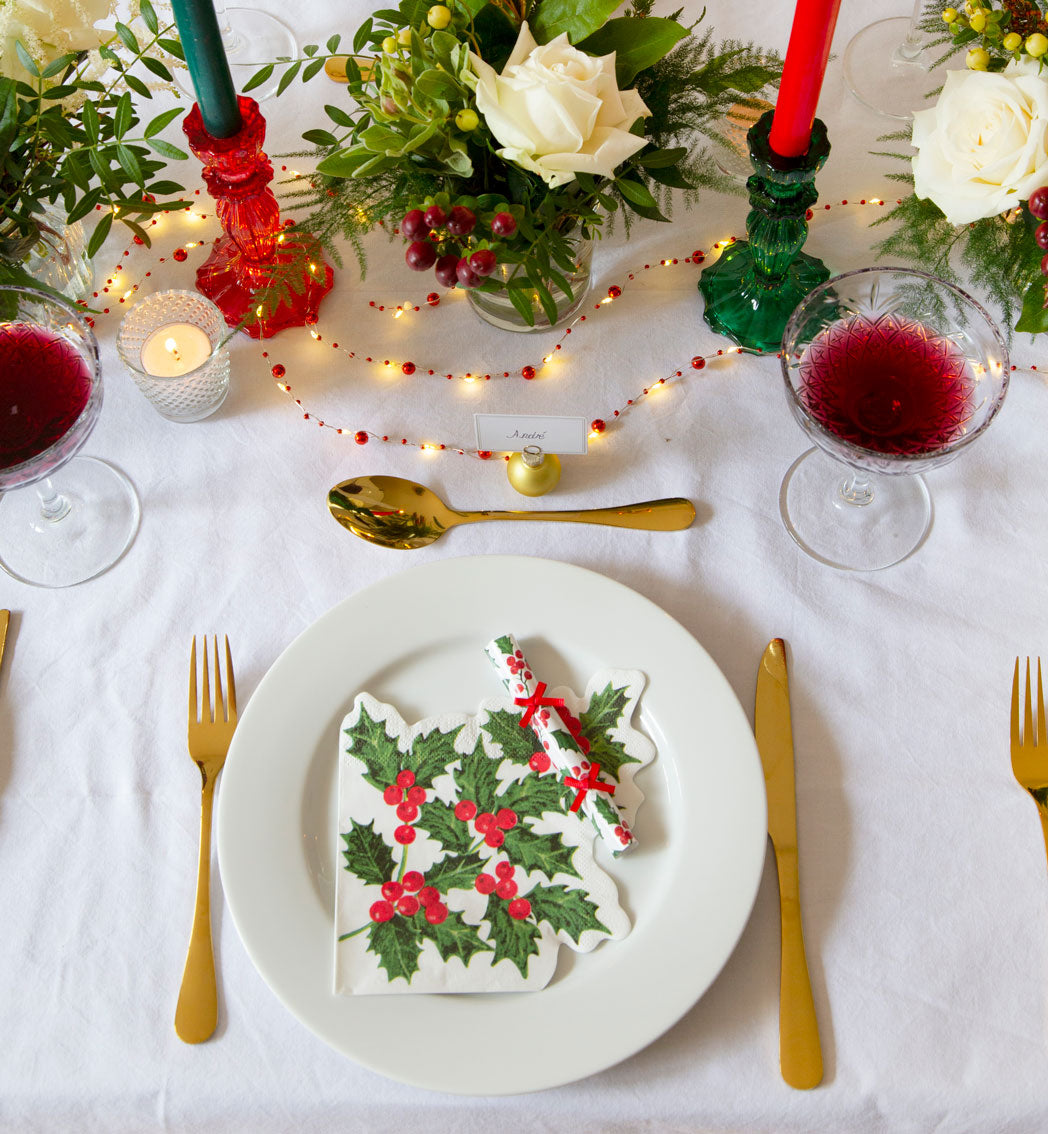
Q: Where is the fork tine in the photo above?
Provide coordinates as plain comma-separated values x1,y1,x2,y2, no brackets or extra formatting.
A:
201,635,211,724
189,637,198,725
1038,659,1045,747
211,635,224,723
1012,657,1021,748
224,635,237,722
1024,657,1034,746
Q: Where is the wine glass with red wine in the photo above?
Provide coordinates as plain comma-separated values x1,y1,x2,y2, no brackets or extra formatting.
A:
780,267,1009,571
0,286,140,587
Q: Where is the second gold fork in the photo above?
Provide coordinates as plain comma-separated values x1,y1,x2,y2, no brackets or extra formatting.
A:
1010,657,1048,874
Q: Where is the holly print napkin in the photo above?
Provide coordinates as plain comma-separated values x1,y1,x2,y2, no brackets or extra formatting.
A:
334,642,655,995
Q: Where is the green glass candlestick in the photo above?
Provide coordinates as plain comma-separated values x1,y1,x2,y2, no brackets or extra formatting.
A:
699,111,831,353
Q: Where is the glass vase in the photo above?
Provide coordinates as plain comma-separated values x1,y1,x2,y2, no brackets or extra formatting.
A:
467,235,593,333
23,203,94,302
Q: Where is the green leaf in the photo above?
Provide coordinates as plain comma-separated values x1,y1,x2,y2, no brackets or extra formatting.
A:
500,826,580,879
114,93,132,140
158,37,185,61
340,819,397,885
144,107,183,139
81,100,100,144
146,138,188,160
344,704,403,789
353,18,374,54
424,850,486,893
324,103,356,128
303,58,326,82
124,73,151,99
498,769,572,821
276,59,302,97
482,707,537,765
302,128,338,147
527,885,609,944
115,143,143,184
41,52,78,79
578,17,688,85
140,0,159,34
416,907,492,966
454,744,502,811
616,176,657,209
86,210,113,258
14,42,40,77
414,68,461,99
579,682,641,779
367,916,423,983
315,148,374,178
485,894,541,977
1016,278,1048,334
407,724,464,788
141,55,174,82
530,0,622,45
326,34,343,53
414,800,475,855
635,146,687,169
115,21,140,53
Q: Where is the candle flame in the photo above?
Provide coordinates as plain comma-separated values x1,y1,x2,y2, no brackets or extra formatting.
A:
164,337,181,361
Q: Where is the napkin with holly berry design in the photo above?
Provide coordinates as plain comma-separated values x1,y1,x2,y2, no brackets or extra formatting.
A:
334,650,654,994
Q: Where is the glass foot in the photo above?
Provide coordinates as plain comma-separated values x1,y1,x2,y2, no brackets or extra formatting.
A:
174,8,298,103
843,17,946,121
0,456,141,587
779,448,932,571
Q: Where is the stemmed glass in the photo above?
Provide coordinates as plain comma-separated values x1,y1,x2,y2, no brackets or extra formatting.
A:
0,286,140,587
844,0,949,121
779,267,1009,571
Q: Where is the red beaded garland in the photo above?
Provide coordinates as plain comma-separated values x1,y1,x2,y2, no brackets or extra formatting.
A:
690,356,706,370
172,248,188,262
521,365,536,380
354,431,368,444
402,361,416,374
590,418,606,433
271,363,286,378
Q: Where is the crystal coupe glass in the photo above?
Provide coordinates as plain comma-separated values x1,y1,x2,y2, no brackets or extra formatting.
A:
779,267,1009,571
0,286,140,587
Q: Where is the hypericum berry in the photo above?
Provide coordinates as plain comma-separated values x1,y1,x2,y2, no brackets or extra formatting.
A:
427,4,451,29
401,209,428,238
491,211,516,236
418,885,439,907
1030,187,1048,219
406,240,437,271
966,46,990,69
941,6,958,21
425,902,449,924
402,871,425,892
474,812,496,833
469,248,497,277
383,784,402,805
1042,251,1048,274
1004,30,1023,51
381,880,404,901
1036,221,1048,250
397,27,412,45
475,872,496,894
484,828,505,848
370,900,395,922
495,808,517,830
1027,32,1048,58
507,898,531,920
397,895,420,916
396,802,419,822
969,9,986,31
446,205,477,236
529,751,551,772
496,878,518,900
382,35,397,53
455,257,480,288
406,785,427,806
434,253,460,288
423,204,447,229
394,824,416,845
454,799,477,821
455,108,479,132
396,770,416,788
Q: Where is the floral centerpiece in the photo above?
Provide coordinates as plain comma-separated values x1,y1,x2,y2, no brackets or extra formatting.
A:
874,0,1048,335
0,0,189,312
256,0,779,329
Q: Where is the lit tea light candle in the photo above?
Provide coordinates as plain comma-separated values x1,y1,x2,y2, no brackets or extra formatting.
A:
139,323,213,378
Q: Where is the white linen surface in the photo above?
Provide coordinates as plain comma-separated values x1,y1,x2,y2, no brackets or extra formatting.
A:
3,0,1048,1130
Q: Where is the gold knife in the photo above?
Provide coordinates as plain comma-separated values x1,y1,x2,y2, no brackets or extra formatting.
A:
0,610,8,673
754,638,823,1089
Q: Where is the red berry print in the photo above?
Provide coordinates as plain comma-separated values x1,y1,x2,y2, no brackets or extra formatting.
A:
402,871,425,892
425,902,449,925
475,873,496,894
381,880,404,901
418,885,440,907
383,785,402,805
529,751,551,773
397,895,420,916
484,828,505,848
496,878,518,900
474,812,495,833
406,785,427,806
495,808,517,830
454,799,477,821
396,802,419,822
396,770,416,788
394,824,416,845
370,900,395,922
507,898,531,920
495,861,515,880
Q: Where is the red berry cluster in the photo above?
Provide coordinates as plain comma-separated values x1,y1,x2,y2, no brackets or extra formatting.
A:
401,201,517,290
369,870,448,925
504,648,533,682
453,799,518,847
1031,186,1048,277
382,769,427,844
475,861,531,920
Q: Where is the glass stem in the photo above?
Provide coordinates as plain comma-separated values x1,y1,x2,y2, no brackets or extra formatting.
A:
37,478,71,523
839,472,874,508
210,0,242,52
892,0,928,64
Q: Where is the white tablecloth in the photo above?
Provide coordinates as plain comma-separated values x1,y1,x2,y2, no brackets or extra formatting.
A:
4,1,1048,1129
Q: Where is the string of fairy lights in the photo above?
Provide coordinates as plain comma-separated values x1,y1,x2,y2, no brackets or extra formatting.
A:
82,190,1035,461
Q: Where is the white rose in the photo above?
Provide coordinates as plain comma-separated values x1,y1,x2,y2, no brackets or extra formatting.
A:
911,59,1048,225
0,0,112,76
470,21,650,189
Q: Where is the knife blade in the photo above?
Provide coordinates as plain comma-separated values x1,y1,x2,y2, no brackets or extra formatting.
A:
754,638,822,1089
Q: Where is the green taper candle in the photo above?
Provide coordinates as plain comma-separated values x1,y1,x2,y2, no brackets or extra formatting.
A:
170,0,242,138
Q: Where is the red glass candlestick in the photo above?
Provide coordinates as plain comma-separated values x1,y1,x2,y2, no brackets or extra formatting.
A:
182,96,333,338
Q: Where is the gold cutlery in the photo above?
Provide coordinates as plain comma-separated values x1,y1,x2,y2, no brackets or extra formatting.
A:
754,638,823,1089
327,475,696,549
0,610,8,674
1009,657,1048,873
175,636,237,1044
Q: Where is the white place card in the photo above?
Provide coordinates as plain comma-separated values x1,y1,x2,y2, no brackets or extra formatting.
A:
474,413,588,455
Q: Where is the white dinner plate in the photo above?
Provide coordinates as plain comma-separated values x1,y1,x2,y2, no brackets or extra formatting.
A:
217,555,766,1095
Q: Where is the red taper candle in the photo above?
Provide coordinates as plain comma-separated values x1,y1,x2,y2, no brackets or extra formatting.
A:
768,0,842,158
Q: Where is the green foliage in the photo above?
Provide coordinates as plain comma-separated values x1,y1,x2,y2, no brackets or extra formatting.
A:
341,821,397,886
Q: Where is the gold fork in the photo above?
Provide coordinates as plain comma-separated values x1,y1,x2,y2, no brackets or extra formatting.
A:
175,636,237,1044
1010,657,1048,874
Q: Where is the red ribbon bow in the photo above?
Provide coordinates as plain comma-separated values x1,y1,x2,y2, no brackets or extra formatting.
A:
514,681,565,729
564,762,616,813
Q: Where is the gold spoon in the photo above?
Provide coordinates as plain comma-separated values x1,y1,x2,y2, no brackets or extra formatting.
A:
328,475,696,550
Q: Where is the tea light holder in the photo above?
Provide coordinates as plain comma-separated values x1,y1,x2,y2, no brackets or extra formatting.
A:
117,291,231,422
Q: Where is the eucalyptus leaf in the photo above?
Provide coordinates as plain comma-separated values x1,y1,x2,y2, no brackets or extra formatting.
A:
578,17,688,85
530,0,622,45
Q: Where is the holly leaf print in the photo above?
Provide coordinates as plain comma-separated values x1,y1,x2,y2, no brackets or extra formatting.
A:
594,792,621,830
485,893,542,978
417,908,493,966
501,825,580,880
340,820,396,886
424,850,486,894
453,741,503,811
499,769,573,821
482,707,538,766
415,799,475,855
367,916,423,984
550,727,585,757
492,635,515,656
407,723,464,788
527,885,610,945
345,704,402,790
581,684,641,779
